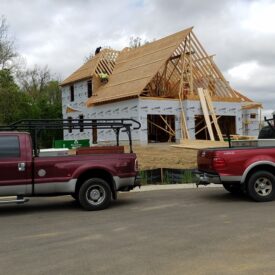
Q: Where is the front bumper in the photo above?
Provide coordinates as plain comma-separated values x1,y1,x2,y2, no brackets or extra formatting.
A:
194,171,221,186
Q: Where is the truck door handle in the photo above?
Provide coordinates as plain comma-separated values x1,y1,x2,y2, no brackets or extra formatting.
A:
18,162,26,172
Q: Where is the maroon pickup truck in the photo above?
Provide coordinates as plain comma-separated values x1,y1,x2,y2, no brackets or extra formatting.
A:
197,142,275,202
0,119,140,210
197,116,275,202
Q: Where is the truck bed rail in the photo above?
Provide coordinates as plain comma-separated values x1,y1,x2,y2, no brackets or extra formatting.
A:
0,119,141,156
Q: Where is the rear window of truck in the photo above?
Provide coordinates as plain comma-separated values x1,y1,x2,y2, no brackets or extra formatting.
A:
0,136,20,157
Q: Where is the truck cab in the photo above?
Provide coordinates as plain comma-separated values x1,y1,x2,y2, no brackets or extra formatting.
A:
0,119,140,210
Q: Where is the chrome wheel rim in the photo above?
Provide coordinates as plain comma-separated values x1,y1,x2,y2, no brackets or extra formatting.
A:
86,185,106,205
254,177,272,197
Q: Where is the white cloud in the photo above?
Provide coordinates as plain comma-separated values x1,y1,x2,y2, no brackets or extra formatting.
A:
228,61,259,81
242,1,275,34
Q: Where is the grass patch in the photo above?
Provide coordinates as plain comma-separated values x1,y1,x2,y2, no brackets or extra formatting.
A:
139,170,148,185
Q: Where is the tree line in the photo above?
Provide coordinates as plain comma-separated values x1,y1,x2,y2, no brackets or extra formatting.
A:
0,16,62,146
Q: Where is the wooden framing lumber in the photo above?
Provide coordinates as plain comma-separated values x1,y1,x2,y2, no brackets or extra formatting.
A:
198,88,215,141
195,116,221,136
160,115,176,135
203,89,223,141
147,119,175,136
178,53,190,139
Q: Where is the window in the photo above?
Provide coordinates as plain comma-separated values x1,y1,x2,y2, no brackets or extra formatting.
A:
0,136,20,158
250,113,257,119
68,116,72,133
87,80,92,97
70,85,74,102
79,115,84,132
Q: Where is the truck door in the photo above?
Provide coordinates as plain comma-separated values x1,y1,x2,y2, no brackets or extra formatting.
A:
0,134,30,196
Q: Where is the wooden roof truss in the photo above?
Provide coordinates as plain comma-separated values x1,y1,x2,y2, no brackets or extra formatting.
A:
94,49,120,76
81,28,259,141
141,31,238,101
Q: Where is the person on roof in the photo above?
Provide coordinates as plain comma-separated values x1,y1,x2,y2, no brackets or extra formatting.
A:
98,72,109,84
95,47,102,55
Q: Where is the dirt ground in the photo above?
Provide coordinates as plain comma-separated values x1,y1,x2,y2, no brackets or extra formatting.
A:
129,143,198,170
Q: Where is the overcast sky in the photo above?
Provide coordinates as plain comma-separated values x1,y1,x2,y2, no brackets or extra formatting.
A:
1,0,275,114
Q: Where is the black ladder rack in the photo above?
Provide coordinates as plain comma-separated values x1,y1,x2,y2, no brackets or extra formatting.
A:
264,115,275,134
0,119,141,156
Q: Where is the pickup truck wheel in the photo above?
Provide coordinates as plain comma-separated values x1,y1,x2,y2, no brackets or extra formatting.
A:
247,171,275,202
78,178,111,210
222,183,243,194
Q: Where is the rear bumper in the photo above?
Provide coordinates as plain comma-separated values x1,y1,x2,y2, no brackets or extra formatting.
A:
113,175,140,191
194,171,221,186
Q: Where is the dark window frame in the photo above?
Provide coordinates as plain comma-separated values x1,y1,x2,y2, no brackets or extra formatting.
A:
70,85,74,102
250,113,257,119
87,79,92,97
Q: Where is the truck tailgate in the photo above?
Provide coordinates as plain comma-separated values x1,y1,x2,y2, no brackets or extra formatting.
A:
197,149,216,173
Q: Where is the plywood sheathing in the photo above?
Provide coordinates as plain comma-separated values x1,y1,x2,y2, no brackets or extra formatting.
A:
86,28,193,106
83,27,259,107
172,139,228,150
94,49,119,76
61,49,119,87
242,103,263,110
66,105,81,113
61,57,98,86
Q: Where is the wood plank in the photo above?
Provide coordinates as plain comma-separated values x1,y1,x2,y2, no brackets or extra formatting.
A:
198,88,215,141
148,119,175,136
112,58,165,76
178,52,190,139
160,115,176,135
203,89,223,141
191,32,234,98
175,139,228,149
189,34,229,98
195,115,221,135
117,43,179,65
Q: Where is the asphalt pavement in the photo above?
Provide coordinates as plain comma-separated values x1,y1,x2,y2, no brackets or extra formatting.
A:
1,186,275,275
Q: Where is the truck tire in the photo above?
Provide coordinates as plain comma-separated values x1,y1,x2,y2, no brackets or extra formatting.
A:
222,183,243,194
78,178,112,210
247,170,275,202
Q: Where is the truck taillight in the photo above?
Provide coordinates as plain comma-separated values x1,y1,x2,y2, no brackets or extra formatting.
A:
135,159,138,171
212,157,226,168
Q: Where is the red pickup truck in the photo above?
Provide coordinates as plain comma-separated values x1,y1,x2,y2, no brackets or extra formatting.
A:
0,119,140,210
196,117,275,202
197,144,275,202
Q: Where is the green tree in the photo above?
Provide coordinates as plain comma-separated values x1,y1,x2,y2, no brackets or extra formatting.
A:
17,65,51,101
0,69,35,124
17,66,62,118
17,66,62,147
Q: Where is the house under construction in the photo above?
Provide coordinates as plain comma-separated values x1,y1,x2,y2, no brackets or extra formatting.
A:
61,27,262,145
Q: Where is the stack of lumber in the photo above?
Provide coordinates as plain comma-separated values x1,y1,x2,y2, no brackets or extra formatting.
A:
172,139,228,150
